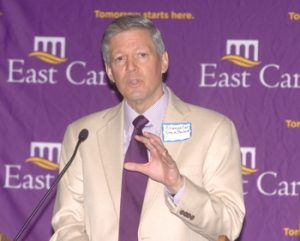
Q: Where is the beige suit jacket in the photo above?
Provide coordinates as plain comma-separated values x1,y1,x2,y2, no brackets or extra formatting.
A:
50,89,245,241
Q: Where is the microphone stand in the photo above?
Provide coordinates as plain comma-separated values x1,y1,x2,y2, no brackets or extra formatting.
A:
13,129,88,241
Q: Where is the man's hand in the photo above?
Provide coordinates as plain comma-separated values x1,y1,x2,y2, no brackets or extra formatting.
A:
124,132,184,194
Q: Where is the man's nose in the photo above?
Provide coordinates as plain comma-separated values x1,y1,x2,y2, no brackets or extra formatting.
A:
126,56,137,71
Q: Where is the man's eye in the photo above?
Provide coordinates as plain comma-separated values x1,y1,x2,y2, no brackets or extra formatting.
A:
114,56,126,64
137,52,148,58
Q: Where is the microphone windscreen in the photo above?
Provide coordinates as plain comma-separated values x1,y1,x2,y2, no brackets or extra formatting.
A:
78,129,89,141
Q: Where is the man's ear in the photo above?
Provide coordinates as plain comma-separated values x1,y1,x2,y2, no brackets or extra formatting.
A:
105,64,115,83
161,52,169,74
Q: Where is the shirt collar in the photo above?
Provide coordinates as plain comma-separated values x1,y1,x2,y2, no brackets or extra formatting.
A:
124,84,169,133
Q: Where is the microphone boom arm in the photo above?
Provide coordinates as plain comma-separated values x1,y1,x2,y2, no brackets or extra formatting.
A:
13,129,89,241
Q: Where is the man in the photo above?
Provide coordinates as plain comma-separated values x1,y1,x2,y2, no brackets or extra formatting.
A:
50,15,245,241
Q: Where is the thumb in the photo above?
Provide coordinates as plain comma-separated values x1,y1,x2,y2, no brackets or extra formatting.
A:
124,162,147,174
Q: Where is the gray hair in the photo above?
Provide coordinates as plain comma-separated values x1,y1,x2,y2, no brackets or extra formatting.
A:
101,15,166,65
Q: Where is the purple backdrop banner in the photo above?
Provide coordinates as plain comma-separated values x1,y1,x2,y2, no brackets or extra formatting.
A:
1,0,300,240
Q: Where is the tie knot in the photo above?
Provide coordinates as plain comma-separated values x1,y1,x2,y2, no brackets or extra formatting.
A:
132,115,149,130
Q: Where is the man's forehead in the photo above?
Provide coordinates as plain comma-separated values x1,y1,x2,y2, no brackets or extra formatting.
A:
108,29,155,51
110,28,151,40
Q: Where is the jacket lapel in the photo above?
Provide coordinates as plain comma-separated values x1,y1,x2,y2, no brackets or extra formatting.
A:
141,89,191,221
97,103,124,217
163,89,191,165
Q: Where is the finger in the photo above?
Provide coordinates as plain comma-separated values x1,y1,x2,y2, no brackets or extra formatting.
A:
134,134,149,144
137,135,170,160
161,148,169,158
143,132,166,153
135,133,169,159
123,162,148,174
134,135,160,154
143,132,164,145
134,133,162,149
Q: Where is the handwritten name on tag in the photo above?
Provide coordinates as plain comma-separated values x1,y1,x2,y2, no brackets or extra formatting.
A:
162,122,192,142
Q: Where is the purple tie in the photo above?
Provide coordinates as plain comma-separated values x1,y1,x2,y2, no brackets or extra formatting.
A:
118,115,149,241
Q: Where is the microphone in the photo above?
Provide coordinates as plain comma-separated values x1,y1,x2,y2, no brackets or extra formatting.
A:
13,129,89,241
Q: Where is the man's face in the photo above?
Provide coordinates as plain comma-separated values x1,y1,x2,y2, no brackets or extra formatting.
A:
105,28,168,113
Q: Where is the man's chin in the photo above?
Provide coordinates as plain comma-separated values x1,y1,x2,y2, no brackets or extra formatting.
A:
125,91,145,102
126,97,145,106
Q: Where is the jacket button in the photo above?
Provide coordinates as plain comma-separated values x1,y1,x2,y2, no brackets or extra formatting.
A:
179,210,193,219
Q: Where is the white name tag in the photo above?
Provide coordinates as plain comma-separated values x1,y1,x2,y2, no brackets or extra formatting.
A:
162,122,192,142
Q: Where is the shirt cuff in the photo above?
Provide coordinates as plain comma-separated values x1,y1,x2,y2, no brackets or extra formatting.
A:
164,177,186,206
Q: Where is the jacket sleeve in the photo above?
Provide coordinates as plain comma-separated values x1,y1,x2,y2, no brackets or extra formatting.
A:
50,125,89,241
165,118,245,241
